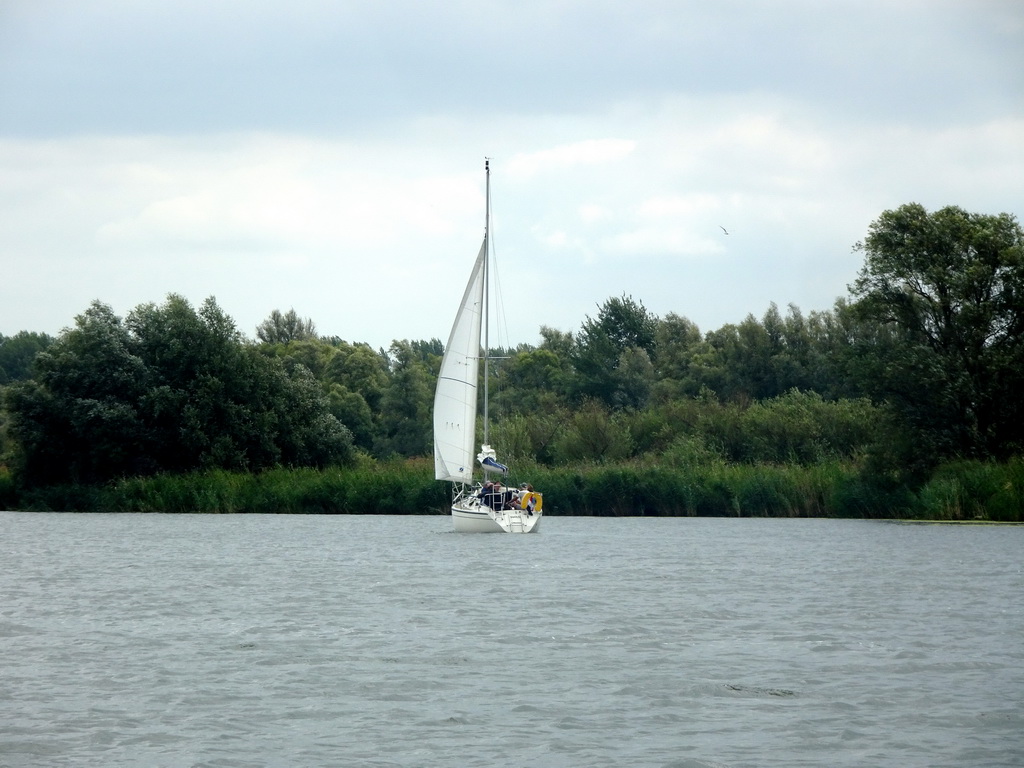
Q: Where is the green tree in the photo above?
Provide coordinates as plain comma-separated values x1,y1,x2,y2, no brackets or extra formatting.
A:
374,340,434,457
734,390,883,464
324,342,390,411
323,341,391,450
492,346,571,416
385,338,443,371
270,364,354,468
266,338,337,379
572,295,658,407
326,384,375,450
727,306,788,400
256,308,317,344
491,407,570,465
695,322,743,401
689,303,844,403
550,399,635,463
6,302,151,483
0,332,55,383
850,203,1024,459
651,313,704,400
613,345,655,410
539,325,575,358
5,296,353,486
798,305,856,399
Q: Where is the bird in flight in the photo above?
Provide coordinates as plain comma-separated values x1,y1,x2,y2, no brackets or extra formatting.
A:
720,226,730,235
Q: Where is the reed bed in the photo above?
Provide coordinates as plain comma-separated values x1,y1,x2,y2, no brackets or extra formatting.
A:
7,457,1021,521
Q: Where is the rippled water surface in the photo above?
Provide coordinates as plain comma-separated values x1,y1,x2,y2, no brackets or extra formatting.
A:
2,513,1022,767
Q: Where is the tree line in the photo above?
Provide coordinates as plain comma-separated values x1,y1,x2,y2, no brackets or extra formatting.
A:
2,203,1022,501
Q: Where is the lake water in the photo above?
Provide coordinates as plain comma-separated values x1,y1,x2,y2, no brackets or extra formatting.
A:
2,513,1022,768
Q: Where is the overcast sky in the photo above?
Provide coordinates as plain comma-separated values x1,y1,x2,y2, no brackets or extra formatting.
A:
2,0,1022,350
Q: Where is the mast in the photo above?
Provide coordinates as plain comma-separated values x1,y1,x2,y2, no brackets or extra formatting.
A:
482,158,490,448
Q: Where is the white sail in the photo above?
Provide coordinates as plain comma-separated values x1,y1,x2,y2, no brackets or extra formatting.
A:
432,239,486,482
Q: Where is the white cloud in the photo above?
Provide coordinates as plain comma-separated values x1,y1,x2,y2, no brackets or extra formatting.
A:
506,139,637,178
605,227,724,259
635,194,723,220
578,204,610,223
89,139,481,255
0,134,492,344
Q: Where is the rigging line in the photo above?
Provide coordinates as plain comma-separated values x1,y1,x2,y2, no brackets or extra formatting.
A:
487,183,511,354
491,245,510,350
487,169,511,428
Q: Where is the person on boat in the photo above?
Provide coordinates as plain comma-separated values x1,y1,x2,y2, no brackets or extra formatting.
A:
521,484,537,515
477,481,493,506
479,481,502,509
502,487,520,510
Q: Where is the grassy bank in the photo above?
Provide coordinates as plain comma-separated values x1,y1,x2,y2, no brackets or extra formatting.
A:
6,456,1022,521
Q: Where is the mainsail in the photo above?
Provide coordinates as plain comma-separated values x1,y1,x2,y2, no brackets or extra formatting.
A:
432,240,486,482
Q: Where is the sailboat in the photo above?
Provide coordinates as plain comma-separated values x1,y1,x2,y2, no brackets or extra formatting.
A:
432,160,543,533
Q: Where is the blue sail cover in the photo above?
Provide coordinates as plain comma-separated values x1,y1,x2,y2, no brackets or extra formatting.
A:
480,456,509,474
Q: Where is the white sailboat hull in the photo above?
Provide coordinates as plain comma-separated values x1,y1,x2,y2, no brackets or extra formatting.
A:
452,497,542,534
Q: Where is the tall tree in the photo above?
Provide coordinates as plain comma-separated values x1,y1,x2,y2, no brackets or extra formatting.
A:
256,308,317,344
5,302,148,483
572,295,658,407
374,340,434,458
493,346,571,415
324,342,390,408
0,332,54,383
652,312,703,399
850,203,1024,459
